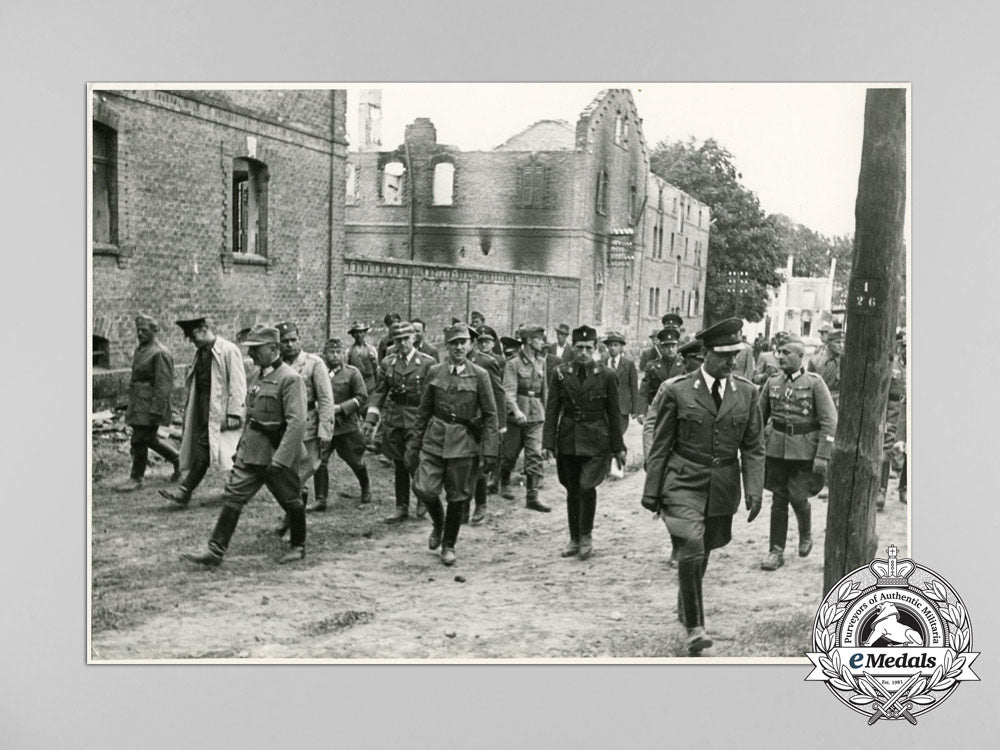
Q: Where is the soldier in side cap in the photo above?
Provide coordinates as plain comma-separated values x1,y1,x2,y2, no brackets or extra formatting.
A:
311,338,372,510
603,331,641,436
759,335,838,571
642,318,765,654
181,325,308,566
466,325,507,523
639,327,686,412
501,324,551,512
406,325,499,566
159,317,246,507
364,321,438,523
115,315,180,491
346,322,379,407
543,325,626,560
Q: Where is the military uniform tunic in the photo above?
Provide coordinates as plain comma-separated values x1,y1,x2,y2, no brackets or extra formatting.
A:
502,349,547,480
368,348,437,461
640,355,686,412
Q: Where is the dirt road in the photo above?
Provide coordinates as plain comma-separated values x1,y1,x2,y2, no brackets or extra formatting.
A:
90,424,908,660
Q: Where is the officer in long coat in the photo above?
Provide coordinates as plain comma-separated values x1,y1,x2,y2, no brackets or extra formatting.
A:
642,318,765,654
407,325,499,566
759,336,837,571
502,324,552,513
116,314,179,491
543,325,626,560
363,321,438,523
467,325,507,523
181,325,308,567
311,338,372,511
160,317,246,507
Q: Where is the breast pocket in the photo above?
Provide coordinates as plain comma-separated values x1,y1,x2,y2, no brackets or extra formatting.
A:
252,382,283,422
678,408,703,441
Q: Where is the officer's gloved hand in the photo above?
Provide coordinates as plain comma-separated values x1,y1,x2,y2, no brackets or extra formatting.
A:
746,494,762,522
513,410,528,426
266,462,285,478
635,414,644,425
641,495,661,514
481,456,498,474
541,449,553,461
613,451,627,471
404,448,419,474
812,457,829,477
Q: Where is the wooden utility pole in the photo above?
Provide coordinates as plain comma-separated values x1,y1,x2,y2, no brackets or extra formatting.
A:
824,89,907,594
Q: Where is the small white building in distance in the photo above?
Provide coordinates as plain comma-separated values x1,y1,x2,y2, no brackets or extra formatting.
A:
745,255,837,342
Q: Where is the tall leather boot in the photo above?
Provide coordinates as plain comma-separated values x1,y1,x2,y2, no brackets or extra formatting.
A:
793,499,812,557
471,474,487,524
355,465,373,504
525,475,550,513
183,505,241,567
678,559,712,653
385,461,410,523
499,465,514,500
278,501,306,564
425,498,445,550
311,463,329,512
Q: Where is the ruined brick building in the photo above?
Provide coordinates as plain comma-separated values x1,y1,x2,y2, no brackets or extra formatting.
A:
344,89,709,345
90,88,707,401
91,88,348,399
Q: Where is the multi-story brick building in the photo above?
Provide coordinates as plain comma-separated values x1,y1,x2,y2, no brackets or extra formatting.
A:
344,89,708,345
91,88,348,400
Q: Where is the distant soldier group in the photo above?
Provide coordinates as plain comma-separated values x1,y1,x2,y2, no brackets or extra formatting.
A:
111,304,906,655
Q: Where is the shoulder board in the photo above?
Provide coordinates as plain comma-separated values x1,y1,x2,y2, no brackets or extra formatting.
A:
417,351,436,362
664,372,690,386
732,374,754,385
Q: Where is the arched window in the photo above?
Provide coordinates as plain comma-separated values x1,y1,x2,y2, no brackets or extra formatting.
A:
93,122,118,246
233,157,268,256
520,161,545,207
381,160,406,205
675,255,682,285
595,171,609,215
432,162,454,206
614,113,624,145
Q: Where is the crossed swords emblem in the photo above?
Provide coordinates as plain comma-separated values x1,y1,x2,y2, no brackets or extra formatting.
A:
861,671,922,725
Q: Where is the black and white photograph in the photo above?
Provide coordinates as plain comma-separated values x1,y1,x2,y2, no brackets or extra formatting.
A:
88,82,909,662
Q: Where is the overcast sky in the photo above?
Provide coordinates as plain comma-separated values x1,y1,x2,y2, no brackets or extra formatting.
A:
343,83,876,239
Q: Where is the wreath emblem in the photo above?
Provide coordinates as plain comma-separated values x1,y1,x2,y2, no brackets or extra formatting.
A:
806,545,979,724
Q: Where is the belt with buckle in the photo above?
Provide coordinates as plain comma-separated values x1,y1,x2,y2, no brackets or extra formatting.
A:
770,419,819,436
673,445,737,468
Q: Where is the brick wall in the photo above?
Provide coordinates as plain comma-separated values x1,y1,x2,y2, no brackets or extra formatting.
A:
91,89,347,377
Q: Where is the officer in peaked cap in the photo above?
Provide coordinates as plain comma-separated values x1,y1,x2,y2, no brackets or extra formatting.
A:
543,325,626,561
641,317,765,654
640,326,685,411
759,335,837,571
678,338,705,373
160,316,246,507
499,336,522,359
406,325,499,566
661,312,684,331
364,320,438,523
182,324,309,567
464,323,507,520
639,329,661,371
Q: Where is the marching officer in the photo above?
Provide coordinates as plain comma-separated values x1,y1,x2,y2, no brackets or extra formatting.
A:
501,324,552,513
116,314,180,491
311,338,372,510
543,325,626,560
363,321,437,523
641,318,765,654
603,330,641,435
759,335,837,571
640,326,686,410
160,316,246,507
181,325,308,567
346,322,380,407
467,325,507,523
407,325,499,566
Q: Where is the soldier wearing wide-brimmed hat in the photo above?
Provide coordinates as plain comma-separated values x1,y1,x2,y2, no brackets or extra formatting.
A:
115,314,180,492
551,323,571,360
364,320,438,523
406,325,499,566
159,316,246,507
181,324,308,567
543,325,626,561
641,318,765,654
346,321,379,401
